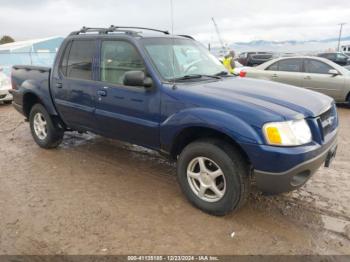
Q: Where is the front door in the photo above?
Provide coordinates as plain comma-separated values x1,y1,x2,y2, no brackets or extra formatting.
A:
259,58,303,87
51,39,98,131
94,39,160,149
301,59,345,101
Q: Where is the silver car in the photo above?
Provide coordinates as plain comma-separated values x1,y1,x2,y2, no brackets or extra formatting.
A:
244,56,350,104
0,71,13,104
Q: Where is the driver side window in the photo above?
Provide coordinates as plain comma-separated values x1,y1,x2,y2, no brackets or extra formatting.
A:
100,41,145,85
305,59,333,74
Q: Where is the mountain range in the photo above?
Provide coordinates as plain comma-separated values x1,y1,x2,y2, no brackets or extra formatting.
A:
234,36,350,46
211,36,350,55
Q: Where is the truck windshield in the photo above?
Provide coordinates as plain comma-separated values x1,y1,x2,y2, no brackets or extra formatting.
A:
142,38,227,81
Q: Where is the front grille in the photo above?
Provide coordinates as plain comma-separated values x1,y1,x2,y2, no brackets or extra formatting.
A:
319,105,338,138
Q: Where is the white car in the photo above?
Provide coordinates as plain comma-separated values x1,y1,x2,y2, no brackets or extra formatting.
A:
242,56,350,104
0,70,13,104
232,61,250,76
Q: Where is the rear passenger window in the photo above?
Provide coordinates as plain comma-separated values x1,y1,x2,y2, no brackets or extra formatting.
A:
305,60,333,74
66,40,95,80
100,41,145,85
278,59,302,72
266,62,278,71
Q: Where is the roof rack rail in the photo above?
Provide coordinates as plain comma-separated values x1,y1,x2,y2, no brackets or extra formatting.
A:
107,25,169,35
178,35,195,40
69,26,170,36
69,27,106,36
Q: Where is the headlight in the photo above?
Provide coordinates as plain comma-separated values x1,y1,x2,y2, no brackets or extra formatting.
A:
0,78,10,89
263,119,312,146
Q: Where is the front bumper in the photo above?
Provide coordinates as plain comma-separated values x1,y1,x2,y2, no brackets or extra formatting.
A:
240,127,338,194
253,140,337,194
0,89,13,102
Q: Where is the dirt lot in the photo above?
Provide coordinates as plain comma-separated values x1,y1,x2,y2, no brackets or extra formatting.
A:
0,104,350,255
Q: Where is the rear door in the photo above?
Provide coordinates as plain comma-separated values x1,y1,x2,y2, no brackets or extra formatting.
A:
300,58,345,101
93,39,160,149
257,58,303,86
51,39,99,130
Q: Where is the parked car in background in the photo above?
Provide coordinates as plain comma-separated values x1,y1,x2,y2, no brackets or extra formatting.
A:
0,69,13,104
276,52,299,58
10,26,338,216
242,56,350,104
318,52,350,66
341,44,350,55
217,58,248,76
238,52,274,66
232,60,249,76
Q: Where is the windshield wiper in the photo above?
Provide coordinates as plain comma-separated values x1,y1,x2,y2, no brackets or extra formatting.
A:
173,74,221,81
214,71,233,77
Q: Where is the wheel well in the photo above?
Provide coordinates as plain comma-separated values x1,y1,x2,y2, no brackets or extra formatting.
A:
346,91,350,102
170,127,251,164
23,93,41,118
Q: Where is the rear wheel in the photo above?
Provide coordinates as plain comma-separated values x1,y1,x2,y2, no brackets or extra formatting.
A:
177,139,250,216
29,104,64,149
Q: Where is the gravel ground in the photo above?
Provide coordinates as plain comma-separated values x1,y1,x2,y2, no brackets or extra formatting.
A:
0,103,349,255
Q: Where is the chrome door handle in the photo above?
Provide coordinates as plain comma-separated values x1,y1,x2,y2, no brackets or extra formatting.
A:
271,74,278,78
304,76,312,80
97,90,107,97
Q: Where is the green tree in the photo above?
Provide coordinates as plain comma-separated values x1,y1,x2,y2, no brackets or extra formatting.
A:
0,35,15,45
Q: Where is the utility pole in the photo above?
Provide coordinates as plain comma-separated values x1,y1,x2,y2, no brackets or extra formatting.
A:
337,23,346,52
211,17,227,55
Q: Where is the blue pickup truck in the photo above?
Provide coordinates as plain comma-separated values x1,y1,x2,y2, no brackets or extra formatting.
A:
10,26,338,215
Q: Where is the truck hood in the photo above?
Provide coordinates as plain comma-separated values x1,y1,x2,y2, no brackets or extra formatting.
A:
186,77,333,119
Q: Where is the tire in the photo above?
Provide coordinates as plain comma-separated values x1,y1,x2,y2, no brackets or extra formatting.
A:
177,139,250,216
29,104,64,149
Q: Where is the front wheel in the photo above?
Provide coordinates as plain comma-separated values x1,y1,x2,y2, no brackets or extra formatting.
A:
177,139,250,216
29,104,64,149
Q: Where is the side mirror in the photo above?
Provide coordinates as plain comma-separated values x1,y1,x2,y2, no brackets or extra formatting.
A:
123,71,153,88
328,69,339,76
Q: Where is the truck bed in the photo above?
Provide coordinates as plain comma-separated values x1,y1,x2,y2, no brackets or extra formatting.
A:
12,65,51,91
10,65,55,117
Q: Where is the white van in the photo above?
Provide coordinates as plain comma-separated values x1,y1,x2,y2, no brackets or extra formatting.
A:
342,45,350,55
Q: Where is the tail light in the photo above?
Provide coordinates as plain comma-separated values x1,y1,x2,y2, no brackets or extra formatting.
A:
239,70,247,77
11,78,16,89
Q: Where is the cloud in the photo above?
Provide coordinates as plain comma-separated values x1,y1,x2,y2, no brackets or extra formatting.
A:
0,0,349,45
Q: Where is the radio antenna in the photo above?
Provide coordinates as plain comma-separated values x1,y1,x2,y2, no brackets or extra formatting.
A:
170,0,176,87
170,0,174,35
